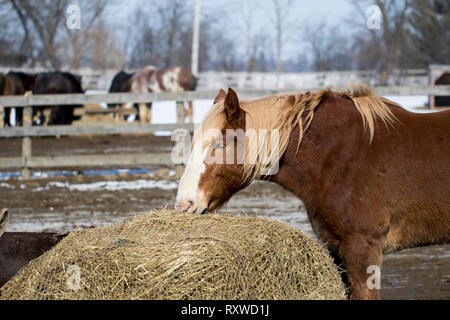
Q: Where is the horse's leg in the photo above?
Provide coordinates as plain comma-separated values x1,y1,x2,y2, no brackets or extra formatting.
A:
0,106,4,127
32,107,39,125
122,102,134,122
43,108,52,126
16,107,23,126
146,103,152,123
339,234,383,300
328,247,351,298
186,101,193,123
4,107,11,127
138,103,147,124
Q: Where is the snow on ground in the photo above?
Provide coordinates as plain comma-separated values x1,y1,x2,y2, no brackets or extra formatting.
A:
383,95,432,113
34,179,178,192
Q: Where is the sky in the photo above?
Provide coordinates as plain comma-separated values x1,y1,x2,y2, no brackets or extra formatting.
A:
109,0,356,25
107,0,359,60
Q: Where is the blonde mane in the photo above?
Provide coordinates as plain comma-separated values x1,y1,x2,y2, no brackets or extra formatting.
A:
199,85,398,182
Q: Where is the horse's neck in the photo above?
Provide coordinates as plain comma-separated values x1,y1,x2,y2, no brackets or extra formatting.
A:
269,127,319,208
268,97,361,208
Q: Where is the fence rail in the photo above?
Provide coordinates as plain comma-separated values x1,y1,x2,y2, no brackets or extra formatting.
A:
0,85,449,180
1,85,450,107
0,123,194,138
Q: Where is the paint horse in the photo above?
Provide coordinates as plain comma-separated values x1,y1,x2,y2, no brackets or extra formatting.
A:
108,70,152,122
176,86,450,299
124,66,198,123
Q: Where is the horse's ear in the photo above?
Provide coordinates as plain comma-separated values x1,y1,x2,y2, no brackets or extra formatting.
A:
224,88,240,121
214,89,227,104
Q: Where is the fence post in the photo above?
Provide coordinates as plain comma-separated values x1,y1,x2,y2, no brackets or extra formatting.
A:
429,67,435,110
175,101,186,179
21,94,32,180
176,101,185,124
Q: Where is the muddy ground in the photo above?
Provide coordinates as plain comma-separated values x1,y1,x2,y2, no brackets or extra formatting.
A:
0,134,448,300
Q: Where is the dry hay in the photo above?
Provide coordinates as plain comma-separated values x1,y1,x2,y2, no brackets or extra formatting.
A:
0,210,347,300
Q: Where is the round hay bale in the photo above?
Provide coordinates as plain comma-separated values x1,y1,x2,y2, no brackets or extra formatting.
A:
0,210,347,300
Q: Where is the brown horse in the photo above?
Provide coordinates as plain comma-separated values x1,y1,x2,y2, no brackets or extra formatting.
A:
435,72,450,107
124,66,197,123
176,86,450,299
0,72,36,126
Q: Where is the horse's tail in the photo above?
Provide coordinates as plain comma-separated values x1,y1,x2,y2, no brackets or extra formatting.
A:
189,75,198,91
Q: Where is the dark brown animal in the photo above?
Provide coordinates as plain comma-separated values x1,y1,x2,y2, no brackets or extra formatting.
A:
33,71,84,125
435,72,450,107
0,232,67,288
176,86,450,299
0,71,36,126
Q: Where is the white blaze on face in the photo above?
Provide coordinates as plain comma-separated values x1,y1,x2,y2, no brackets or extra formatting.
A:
176,128,221,214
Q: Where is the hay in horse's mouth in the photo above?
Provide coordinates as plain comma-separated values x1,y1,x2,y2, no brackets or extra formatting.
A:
0,210,347,300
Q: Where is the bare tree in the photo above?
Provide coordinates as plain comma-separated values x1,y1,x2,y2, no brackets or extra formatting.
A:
237,0,262,72
62,1,110,69
153,0,192,68
304,23,354,71
2,0,110,68
404,0,450,67
376,0,410,84
351,0,409,84
8,0,69,68
268,0,299,86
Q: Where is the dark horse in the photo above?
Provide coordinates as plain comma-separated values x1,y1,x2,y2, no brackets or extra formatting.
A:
435,72,450,107
33,71,84,125
0,71,36,126
108,70,134,109
176,86,450,299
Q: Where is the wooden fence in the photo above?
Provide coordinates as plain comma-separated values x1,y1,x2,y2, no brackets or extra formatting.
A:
0,85,449,180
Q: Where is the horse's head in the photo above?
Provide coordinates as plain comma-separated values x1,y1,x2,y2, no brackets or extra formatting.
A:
0,209,8,238
176,88,250,214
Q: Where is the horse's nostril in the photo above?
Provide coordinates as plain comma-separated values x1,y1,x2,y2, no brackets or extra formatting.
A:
177,200,195,213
